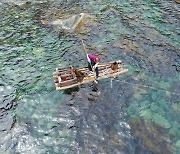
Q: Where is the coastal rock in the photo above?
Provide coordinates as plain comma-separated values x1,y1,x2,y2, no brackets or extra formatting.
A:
174,0,180,3
41,13,94,33
129,118,173,154
5,0,31,9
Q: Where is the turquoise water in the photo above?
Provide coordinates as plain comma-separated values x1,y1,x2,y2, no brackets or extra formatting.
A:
0,0,179,153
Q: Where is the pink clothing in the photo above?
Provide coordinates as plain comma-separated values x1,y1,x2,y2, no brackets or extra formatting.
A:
88,54,99,61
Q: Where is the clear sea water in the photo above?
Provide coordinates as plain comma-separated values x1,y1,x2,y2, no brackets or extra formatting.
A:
0,0,179,153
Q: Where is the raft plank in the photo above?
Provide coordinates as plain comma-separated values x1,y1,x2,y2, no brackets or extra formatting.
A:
53,60,128,90
55,69,128,90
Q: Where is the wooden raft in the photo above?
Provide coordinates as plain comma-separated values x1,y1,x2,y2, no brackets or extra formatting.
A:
53,60,128,90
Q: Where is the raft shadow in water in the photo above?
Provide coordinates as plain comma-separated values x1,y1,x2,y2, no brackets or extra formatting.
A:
63,86,80,95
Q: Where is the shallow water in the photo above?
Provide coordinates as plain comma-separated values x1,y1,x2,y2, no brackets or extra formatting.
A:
0,0,180,153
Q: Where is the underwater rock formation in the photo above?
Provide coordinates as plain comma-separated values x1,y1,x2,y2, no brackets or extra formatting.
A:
129,117,173,154
41,12,94,33
4,0,31,9
174,0,180,3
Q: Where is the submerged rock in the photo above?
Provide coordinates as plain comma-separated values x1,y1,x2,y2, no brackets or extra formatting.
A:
4,0,31,9
171,100,180,113
41,13,93,33
129,117,173,154
58,87,138,153
113,38,139,52
174,0,180,3
0,2,4,12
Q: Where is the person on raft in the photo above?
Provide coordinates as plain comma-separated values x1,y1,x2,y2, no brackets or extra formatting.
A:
87,53,100,80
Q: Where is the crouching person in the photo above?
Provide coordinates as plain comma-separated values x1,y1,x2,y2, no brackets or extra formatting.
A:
87,53,100,79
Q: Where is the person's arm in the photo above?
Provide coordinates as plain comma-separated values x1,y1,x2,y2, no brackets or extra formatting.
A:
87,54,91,63
93,62,99,69
58,76,62,83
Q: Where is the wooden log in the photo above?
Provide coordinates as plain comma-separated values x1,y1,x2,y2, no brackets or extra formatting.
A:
57,66,72,71
59,78,78,87
57,70,71,75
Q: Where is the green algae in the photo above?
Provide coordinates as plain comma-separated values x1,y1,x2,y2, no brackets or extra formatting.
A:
150,103,159,112
169,122,180,137
152,113,171,128
32,46,45,53
171,100,180,113
174,140,180,148
127,102,139,116
158,81,171,90
134,91,172,129
125,63,179,151
139,109,153,120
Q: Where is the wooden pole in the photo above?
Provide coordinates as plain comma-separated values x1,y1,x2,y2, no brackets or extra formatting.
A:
78,35,95,74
